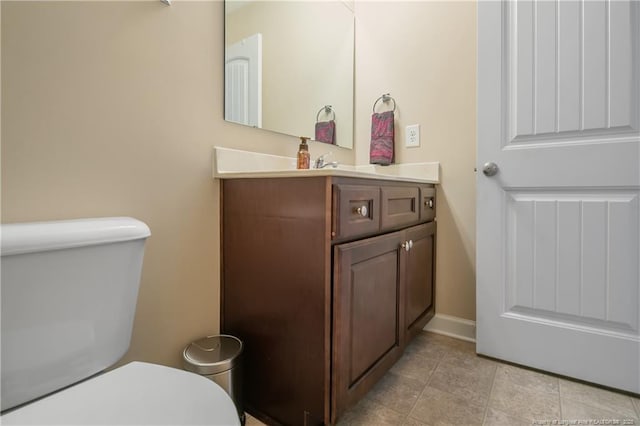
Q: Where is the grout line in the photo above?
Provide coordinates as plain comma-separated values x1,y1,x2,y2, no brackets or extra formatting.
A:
402,344,444,424
558,377,564,421
481,363,499,425
632,398,640,418
405,374,430,424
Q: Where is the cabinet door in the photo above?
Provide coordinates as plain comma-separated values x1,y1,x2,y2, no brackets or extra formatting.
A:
332,231,405,422
404,222,436,342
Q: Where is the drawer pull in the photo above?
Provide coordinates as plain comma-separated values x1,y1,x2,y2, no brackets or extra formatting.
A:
354,205,368,217
425,199,434,209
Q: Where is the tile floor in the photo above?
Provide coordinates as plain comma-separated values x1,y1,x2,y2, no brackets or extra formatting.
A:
246,331,640,425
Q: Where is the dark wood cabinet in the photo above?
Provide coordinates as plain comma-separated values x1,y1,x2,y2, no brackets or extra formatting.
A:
404,222,436,342
332,231,405,420
221,176,436,426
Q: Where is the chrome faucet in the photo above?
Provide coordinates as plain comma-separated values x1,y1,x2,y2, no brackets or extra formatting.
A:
314,152,339,169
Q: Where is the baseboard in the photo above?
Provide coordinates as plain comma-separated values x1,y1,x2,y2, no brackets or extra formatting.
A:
423,313,476,343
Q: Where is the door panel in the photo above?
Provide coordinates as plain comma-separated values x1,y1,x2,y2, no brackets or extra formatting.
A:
504,191,639,332
350,252,399,382
405,223,436,341
508,0,638,142
478,0,640,393
332,231,404,422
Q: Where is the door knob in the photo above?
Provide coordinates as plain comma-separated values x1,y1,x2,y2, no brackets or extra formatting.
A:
482,162,499,177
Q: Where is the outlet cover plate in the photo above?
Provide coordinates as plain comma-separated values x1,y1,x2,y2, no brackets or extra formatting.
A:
406,124,420,147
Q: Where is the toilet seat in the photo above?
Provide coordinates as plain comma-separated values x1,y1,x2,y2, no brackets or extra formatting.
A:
1,361,240,425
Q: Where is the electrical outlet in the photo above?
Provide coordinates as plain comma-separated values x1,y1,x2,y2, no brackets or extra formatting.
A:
406,124,420,147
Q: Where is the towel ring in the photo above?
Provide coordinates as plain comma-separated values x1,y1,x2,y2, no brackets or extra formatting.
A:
372,93,396,113
316,105,335,122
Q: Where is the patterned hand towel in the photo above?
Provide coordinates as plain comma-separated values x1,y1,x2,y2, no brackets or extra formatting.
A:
370,110,394,165
315,120,336,144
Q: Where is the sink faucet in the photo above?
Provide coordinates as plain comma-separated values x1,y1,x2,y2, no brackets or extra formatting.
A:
314,152,339,169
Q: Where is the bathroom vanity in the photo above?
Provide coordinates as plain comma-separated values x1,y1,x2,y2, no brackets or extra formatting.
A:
220,169,437,425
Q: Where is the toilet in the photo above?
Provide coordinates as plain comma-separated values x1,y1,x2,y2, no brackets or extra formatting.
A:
0,217,240,425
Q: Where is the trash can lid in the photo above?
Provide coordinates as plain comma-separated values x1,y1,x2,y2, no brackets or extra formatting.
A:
183,335,243,375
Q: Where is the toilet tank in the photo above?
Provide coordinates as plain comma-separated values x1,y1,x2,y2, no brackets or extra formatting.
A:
0,217,151,411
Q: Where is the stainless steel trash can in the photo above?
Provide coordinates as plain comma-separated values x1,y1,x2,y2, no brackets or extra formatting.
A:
183,335,244,424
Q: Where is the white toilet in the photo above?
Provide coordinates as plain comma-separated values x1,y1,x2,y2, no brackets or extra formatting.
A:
0,217,240,425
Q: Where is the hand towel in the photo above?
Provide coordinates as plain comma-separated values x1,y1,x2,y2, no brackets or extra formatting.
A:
369,110,394,165
315,120,336,144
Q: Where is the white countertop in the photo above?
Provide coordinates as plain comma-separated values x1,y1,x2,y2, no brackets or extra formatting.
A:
212,147,440,184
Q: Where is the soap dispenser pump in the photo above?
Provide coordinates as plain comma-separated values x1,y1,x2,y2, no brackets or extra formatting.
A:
297,136,310,169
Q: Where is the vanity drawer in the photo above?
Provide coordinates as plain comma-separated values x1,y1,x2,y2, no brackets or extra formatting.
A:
380,186,420,230
420,186,436,222
333,185,380,239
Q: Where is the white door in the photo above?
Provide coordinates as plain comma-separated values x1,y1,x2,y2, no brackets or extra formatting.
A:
225,33,262,127
477,0,640,393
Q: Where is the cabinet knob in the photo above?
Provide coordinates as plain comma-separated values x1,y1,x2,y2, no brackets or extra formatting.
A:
409,239,414,249
354,205,368,217
401,240,411,251
425,199,434,209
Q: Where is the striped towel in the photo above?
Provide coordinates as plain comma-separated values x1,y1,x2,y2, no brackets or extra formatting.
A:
370,111,394,165
315,120,336,144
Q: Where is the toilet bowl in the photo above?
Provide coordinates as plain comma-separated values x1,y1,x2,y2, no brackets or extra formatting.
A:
0,218,240,425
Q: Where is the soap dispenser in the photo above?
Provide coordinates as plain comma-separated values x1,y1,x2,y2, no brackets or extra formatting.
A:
297,136,310,169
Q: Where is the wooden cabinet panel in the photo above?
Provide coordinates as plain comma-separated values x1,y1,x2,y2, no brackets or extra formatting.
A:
333,184,380,239
222,177,332,426
381,186,420,229
332,232,405,422
420,186,436,222
350,253,399,381
404,222,437,342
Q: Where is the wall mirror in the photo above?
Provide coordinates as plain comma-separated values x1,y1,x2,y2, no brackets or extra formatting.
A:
224,1,355,149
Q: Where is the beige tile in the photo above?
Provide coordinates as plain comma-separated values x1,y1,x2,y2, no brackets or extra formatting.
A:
366,371,426,414
440,349,498,378
562,397,639,422
488,370,561,421
337,397,406,426
633,397,640,418
404,334,451,361
390,350,439,384
402,417,429,426
428,360,495,407
482,408,532,426
245,413,267,426
419,332,476,353
559,379,637,419
409,386,486,425
494,364,559,395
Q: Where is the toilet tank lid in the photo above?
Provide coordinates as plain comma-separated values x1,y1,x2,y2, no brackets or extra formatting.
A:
1,217,151,256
